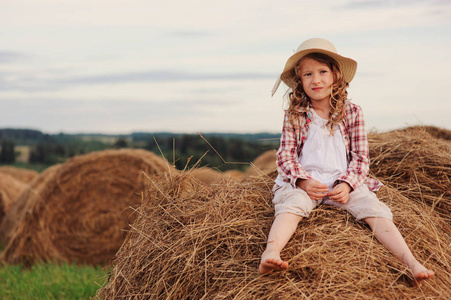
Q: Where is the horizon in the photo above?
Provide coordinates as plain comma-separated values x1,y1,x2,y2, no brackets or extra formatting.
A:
1,123,450,137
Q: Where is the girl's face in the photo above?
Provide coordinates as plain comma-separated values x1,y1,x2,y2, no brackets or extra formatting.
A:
299,57,334,104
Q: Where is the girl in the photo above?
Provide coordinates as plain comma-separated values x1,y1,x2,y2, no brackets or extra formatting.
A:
259,38,435,285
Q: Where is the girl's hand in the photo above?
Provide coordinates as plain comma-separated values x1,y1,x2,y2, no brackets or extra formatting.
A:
328,182,352,204
297,179,329,201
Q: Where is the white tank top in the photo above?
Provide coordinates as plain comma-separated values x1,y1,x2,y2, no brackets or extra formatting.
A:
299,109,348,190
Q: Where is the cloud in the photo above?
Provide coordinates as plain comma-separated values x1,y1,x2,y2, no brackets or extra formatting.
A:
0,51,29,63
0,96,245,134
168,30,212,37
0,69,274,92
58,70,273,84
341,0,425,9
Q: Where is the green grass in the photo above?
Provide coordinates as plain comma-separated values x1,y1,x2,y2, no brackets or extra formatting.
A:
0,262,109,300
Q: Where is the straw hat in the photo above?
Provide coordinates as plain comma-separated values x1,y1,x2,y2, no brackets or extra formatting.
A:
271,38,357,96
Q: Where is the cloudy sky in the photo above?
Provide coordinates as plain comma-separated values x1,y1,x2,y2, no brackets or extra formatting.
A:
1,0,450,134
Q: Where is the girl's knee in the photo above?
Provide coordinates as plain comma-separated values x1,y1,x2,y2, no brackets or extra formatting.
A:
364,216,394,229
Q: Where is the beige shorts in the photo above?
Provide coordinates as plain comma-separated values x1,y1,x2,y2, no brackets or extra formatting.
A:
272,184,392,221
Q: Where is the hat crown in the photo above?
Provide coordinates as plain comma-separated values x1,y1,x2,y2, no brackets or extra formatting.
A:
296,38,337,54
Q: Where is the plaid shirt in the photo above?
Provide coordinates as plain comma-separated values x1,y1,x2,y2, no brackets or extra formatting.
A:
276,101,382,192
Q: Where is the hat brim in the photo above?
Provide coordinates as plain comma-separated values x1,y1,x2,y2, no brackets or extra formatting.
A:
280,48,357,90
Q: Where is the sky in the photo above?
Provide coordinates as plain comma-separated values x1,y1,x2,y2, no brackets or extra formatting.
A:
1,0,450,135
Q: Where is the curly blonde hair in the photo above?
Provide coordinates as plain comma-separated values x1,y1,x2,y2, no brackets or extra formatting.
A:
286,53,349,134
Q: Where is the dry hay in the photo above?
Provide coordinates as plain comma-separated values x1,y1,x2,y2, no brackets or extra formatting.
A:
0,149,176,266
0,166,39,184
0,164,62,245
368,126,451,218
0,173,29,228
97,173,451,299
243,150,277,179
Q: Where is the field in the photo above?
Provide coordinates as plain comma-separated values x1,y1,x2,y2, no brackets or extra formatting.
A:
0,126,450,299
14,146,30,163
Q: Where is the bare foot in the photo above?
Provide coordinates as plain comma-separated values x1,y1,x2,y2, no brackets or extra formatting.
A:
410,262,435,286
258,250,289,274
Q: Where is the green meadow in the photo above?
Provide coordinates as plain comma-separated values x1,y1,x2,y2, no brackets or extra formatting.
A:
0,260,109,300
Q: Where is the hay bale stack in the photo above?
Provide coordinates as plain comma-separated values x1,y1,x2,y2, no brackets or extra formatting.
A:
1,149,176,266
243,150,277,179
0,164,62,245
97,173,450,299
368,126,451,218
0,173,29,227
0,166,39,184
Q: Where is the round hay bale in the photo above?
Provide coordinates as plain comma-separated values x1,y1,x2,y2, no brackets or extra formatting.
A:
97,173,451,299
0,149,177,266
189,167,226,185
0,164,62,245
243,150,277,179
412,125,451,141
368,126,451,218
223,169,244,181
0,166,39,184
0,173,29,228
190,168,244,185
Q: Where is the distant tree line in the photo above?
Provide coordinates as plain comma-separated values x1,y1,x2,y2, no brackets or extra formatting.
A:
0,129,280,170
0,139,15,163
0,129,45,143
28,141,87,165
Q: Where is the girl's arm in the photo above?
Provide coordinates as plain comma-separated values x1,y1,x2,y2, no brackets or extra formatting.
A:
276,111,312,187
336,104,370,190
